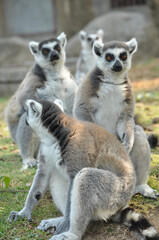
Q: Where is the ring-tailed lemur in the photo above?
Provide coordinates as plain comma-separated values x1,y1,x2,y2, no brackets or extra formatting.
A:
73,38,159,199
75,29,104,85
8,99,159,240
5,33,78,168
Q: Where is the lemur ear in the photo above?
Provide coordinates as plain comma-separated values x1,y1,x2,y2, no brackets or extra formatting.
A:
126,38,138,54
54,99,64,112
29,41,39,55
26,99,42,116
97,29,104,39
93,41,103,57
57,32,67,48
79,30,86,40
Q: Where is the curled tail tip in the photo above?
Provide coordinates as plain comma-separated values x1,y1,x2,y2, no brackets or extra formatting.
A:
120,207,159,240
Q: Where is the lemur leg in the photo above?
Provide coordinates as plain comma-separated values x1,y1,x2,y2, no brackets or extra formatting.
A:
49,168,131,240
38,178,74,233
16,113,40,168
8,156,49,222
130,125,159,198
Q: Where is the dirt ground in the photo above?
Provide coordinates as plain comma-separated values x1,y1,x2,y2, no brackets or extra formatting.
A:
82,208,159,239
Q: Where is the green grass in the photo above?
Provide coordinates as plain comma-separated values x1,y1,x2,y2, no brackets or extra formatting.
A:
0,86,159,239
134,91,159,136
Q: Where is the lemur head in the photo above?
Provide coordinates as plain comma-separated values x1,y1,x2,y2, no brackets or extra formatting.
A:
93,38,137,81
79,29,104,52
29,32,67,68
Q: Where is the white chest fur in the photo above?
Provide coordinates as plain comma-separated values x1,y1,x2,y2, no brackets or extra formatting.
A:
94,83,125,135
37,67,77,114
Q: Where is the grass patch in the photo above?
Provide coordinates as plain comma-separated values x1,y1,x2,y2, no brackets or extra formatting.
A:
0,97,60,240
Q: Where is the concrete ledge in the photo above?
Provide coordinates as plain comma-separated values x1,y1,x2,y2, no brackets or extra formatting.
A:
0,67,29,97
0,58,77,97
0,67,29,83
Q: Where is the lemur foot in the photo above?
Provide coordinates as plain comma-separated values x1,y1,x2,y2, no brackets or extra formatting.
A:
8,209,32,222
8,211,21,222
37,217,64,231
22,158,37,169
50,232,79,240
54,218,70,235
134,184,159,199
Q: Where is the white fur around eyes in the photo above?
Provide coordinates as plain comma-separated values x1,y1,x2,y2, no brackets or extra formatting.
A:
42,41,59,50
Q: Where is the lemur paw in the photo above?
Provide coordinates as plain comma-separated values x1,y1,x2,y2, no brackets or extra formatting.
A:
134,184,159,199
54,218,70,235
8,211,21,222
148,189,159,199
37,217,64,231
22,158,37,169
8,208,32,222
49,232,79,240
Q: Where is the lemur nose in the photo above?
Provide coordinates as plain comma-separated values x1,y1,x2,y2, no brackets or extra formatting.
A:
112,60,122,72
50,52,59,61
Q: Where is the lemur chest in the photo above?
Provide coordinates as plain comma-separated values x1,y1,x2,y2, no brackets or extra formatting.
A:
94,84,125,135
38,75,69,101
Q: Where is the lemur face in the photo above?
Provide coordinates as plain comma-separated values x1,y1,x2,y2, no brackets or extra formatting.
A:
93,38,137,80
29,32,67,67
79,29,104,51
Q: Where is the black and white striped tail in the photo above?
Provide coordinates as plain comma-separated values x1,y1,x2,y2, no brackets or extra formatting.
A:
116,207,159,240
147,134,158,149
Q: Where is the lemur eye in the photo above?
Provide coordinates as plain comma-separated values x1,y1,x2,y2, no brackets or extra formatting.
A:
87,37,92,42
105,54,114,62
42,48,50,55
120,52,127,61
54,44,61,52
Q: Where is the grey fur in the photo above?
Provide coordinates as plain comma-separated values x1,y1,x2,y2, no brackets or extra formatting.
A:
73,38,158,198
5,32,78,168
8,99,159,240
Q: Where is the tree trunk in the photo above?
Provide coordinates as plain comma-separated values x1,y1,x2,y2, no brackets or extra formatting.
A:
147,0,159,27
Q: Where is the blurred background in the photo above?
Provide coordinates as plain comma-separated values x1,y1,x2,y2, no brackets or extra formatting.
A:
0,2,159,239
0,0,159,96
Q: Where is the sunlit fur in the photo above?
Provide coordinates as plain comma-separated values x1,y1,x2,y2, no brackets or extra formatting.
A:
5,32,77,168
74,38,158,199
8,99,159,240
